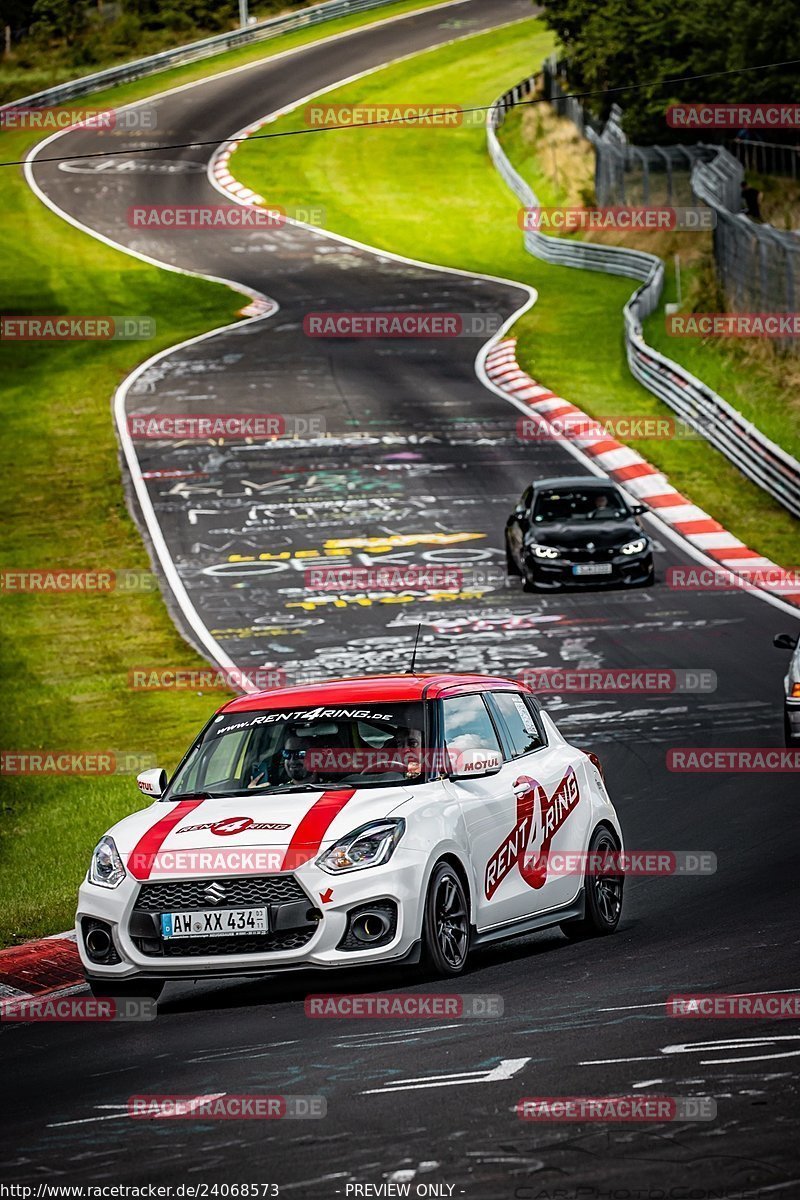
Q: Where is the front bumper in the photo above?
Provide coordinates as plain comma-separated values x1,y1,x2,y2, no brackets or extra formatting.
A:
524,550,654,590
785,698,800,743
77,848,428,980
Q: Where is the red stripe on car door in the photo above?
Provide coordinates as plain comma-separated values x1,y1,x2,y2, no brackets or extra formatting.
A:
127,798,205,880
281,789,356,871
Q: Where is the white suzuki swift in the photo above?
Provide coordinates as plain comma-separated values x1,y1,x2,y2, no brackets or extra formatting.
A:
78,674,624,998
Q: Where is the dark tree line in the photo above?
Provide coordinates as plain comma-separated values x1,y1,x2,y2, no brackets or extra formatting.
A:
539,0,800,142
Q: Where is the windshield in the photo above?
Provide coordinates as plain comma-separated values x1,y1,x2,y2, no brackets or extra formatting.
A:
533,487,628,523
168,701,428,797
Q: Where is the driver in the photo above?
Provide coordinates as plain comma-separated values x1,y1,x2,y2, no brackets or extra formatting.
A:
368,726,424,779
281,733,314,786
247,731,314,789
592,492,610,513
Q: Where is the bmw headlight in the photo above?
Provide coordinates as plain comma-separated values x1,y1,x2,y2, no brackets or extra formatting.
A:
88,836,126,889
317,819,405,874
531,545,560,559
620,538,647,556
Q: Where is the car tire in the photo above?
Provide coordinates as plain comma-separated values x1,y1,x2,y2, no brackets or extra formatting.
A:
506,537,520,577
560,826,623,940
87,978,164,1002
521,563,539,593
785,713,800,747
421,862,470,977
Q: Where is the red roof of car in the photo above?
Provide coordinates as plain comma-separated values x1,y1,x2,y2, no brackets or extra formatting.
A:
221,673,529,713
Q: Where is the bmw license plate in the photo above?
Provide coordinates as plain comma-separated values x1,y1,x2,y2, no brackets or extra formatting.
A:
161,907,268,938
573,563,613,576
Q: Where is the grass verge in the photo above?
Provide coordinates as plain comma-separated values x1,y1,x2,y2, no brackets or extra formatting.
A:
0,0,457,946
499,102,800,464
232,20,800,567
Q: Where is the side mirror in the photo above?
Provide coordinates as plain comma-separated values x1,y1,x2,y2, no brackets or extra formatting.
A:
137,767,168,798
630,503,646,515
773,632,799,651
514,504,526,518
449,748,503,780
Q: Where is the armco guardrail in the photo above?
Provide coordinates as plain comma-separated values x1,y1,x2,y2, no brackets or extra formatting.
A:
487,77,800,520
0,0,403,112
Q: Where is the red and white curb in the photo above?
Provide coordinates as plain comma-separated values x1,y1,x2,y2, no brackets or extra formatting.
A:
485,338,800,608
212,130,267,206
0,931,82,1004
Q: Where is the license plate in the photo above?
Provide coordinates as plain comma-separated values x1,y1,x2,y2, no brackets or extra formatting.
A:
573,563,613,576
161,907,268,939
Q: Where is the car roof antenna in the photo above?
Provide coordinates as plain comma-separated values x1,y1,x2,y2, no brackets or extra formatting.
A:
408,623,423,675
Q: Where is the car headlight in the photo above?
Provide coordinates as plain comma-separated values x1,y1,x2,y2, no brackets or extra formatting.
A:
620,538,647,556
316,819,405,874
88,836,126,889
531,544,560,559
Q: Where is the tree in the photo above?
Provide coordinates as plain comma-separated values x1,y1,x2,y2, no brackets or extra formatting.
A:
30,0,88,45
539,0,800,142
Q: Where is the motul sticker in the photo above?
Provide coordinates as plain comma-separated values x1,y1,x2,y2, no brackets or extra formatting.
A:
485,767,580,899
177,817,290,836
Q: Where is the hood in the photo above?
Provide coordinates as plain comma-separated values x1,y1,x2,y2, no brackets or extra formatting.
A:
109,786,412,881
531,519,640,551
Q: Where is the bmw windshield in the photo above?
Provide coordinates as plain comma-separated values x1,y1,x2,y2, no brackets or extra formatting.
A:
167,702,429,797
533,487,629,523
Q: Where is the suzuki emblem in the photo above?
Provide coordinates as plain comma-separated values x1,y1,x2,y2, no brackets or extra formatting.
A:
204,882,227,905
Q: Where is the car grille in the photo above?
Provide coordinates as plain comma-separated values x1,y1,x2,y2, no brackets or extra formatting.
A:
557,545,617,562
132,874,307,913
134,928,316,958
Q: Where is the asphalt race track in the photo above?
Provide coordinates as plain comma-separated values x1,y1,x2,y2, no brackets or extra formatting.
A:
4,0,800,1194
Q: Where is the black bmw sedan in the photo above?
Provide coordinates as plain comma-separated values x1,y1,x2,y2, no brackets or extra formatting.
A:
505,476,655,592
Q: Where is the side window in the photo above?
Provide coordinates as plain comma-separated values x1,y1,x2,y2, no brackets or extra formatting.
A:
194,729,253,789
489,692,545,757
521,485,533,511
442,694,502,758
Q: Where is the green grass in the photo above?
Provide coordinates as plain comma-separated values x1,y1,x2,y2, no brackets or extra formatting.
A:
0,0,456,947
644,258,800,465
233,21,800,567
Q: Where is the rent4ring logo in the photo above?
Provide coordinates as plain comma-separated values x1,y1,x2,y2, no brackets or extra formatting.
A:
485,767,579,899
